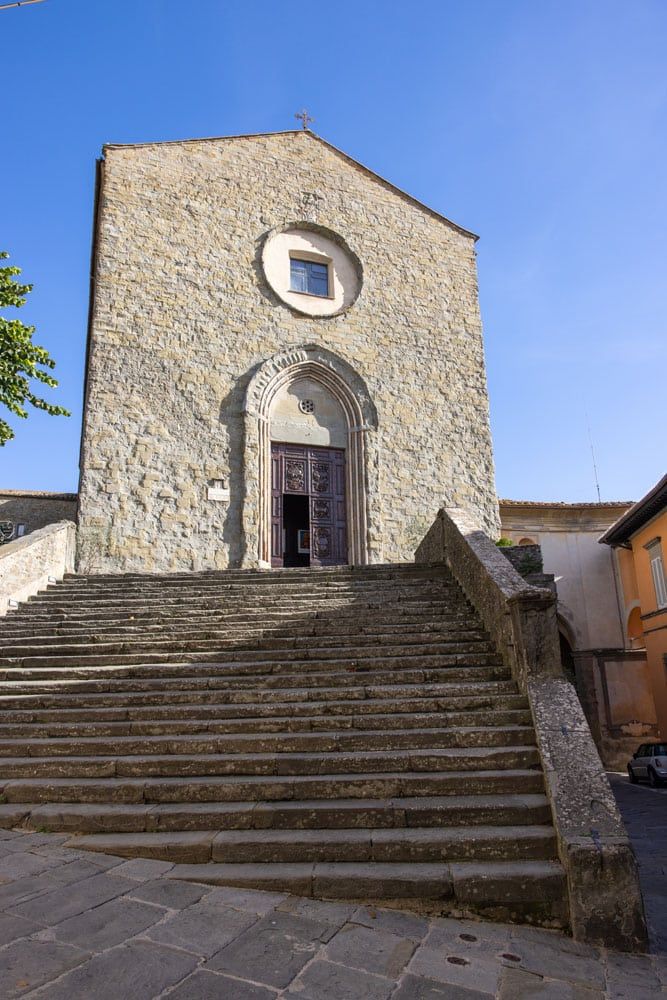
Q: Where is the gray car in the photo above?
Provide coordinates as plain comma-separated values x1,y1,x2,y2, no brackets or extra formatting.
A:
628,742,667,787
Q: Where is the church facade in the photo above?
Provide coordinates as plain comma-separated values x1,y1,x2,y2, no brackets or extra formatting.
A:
77,130,499,572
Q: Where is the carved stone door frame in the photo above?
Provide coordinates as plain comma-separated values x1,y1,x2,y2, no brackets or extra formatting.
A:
242,345,380,568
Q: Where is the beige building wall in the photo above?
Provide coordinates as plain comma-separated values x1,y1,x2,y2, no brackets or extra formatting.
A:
0,492,78,540
78,130,500,573
499,501,630,649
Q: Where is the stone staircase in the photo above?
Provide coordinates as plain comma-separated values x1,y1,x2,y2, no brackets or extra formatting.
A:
0,564,567,926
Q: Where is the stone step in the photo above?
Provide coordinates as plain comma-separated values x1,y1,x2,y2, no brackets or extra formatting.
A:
14,793,553,833
0,694,529,726
24,589,458,613
1,768,546,803
0,653,510,695
62,562,442,579
56,566,448,589
0,664,510,697
2,619,489,655
0,613,473,642
0,632,500,679
0,618,485,642
0,725,534,757
0,644,504,669
0,708,533,738
0,686,522,716
58,824,558,865
0,679,519,710
151,859,569,923
6,598,466,623
0,636,497,663
0,622,479,648
13,582,457,601
0,623,490,649
51,573,448,597
56,571,447,590
2,611,472,638
0,745,540,779
0,654,492,681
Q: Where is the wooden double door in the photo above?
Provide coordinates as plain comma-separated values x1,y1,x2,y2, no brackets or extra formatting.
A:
271,443,347,568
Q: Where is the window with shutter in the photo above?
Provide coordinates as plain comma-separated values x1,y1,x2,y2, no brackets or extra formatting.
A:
290,258,330,297
650,551,667,608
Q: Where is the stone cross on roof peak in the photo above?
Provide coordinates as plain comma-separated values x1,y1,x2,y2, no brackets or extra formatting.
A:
294,109,315,130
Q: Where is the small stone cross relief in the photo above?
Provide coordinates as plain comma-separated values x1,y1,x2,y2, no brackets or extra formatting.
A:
301,191,324,220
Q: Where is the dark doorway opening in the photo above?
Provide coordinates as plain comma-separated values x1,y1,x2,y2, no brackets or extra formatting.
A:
282,493,310,567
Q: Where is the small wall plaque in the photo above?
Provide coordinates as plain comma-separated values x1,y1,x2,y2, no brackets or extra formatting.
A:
207,479,230,502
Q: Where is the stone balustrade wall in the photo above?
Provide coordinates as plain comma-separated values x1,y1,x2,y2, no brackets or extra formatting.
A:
0,521,76,616
416,507,648,953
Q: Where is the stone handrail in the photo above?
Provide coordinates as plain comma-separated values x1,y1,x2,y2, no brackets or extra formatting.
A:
0,521,76,616
416,507,648,952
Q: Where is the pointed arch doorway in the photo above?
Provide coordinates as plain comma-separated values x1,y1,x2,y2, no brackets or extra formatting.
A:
242,345,379,569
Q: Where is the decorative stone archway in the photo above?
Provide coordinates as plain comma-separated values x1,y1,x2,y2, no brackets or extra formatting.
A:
241,345,379,568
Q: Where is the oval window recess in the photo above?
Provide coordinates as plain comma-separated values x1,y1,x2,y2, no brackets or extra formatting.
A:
261,223,363,318
299,399,315,414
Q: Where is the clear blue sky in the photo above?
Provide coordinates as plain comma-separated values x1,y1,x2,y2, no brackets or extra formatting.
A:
1,0,665,502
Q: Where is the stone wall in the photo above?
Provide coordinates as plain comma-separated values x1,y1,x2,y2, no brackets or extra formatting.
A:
0,492,78,539
416,508,648,952
0,521,76,615
498,543,543,576
78,131,500,572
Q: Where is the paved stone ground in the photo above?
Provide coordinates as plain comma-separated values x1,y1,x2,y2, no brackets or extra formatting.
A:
609,771,667,955
0,827,664,999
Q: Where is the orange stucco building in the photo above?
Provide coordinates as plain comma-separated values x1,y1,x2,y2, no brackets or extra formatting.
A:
601,473,667,739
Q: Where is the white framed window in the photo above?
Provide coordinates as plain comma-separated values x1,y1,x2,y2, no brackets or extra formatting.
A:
16,524,26,538
646,539,667,609
290,257,329,297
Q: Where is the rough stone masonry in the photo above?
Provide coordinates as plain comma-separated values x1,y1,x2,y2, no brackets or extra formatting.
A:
77,130,499,572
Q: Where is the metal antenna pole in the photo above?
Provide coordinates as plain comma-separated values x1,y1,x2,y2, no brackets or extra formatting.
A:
0,0,46,9
585,413,602,502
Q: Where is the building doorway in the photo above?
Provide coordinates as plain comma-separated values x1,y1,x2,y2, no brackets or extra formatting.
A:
282,494,310,567
271,443,347,568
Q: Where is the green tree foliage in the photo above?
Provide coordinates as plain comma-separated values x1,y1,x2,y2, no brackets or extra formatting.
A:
0,251,69,445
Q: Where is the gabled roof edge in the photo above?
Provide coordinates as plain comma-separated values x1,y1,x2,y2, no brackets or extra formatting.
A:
499,499,633,509
101,129,479,241
599,473,667,546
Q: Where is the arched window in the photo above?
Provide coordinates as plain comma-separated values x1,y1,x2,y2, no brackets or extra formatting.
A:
626,605,644,649
519,537,536,546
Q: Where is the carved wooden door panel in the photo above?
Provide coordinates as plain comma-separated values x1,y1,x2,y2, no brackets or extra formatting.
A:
270,446,285,567
271,445,308,567
270,443,346,568
309,449,346,567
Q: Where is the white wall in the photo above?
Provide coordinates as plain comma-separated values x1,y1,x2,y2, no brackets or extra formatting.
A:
537,531,623,648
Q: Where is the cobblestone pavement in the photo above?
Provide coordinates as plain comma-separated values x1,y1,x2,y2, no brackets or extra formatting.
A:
610,770,667,955
0,828,664,999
